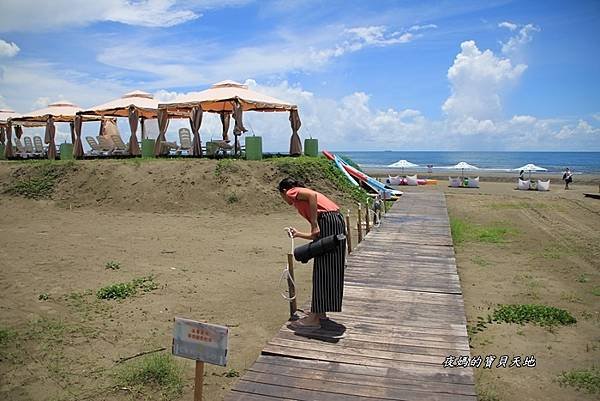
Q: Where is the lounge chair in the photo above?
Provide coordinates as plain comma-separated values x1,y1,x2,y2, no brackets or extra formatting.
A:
176,128,192,155
467,177,480,188
33,136,45,156
518,179,531,190
97,136,116,154
537,180,550,191
110,135,129,155
86,136,111,156
449,177,461,187
23,136,34,154
14,137,30,158
406,174,419,186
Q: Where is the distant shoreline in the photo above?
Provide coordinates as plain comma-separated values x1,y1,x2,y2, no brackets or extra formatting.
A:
362,167,600,185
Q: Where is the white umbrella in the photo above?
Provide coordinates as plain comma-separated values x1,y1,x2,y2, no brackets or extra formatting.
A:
514,163,547,180
388,159,419,174
453,161,479,178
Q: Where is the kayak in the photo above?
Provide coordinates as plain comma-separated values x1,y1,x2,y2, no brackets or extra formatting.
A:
323,150,402,198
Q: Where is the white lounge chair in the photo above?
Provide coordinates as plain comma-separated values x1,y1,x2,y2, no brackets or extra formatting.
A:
86,136,110,156
14,137,30,158
33,136,45,155
518,179,531,190
176,128,192,155
537,180,550,191
97,136,117,155
110,135,129,155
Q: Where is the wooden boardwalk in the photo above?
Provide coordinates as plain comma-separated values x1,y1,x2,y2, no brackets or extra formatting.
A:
226,192,476,401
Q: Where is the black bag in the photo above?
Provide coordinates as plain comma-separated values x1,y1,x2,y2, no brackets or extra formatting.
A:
294,234,346,264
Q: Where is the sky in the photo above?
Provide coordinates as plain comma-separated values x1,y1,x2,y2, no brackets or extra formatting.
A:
0,0,599,151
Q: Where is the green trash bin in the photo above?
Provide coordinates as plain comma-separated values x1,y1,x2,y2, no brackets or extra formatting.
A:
304,138,318,157
59,143,74,160
245,136,262,160
0,143,5,160
142,139,156,158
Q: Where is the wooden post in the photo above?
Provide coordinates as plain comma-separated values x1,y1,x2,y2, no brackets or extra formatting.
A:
286,253,297,319
357,204,363,243
345,210,352,254
194,361,204,401
365,202,370,234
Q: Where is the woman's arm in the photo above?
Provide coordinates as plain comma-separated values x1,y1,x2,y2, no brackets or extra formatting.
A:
295,189,320,239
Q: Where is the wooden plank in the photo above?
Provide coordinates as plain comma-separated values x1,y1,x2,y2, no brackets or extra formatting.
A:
241,371,476,401
249,360,477,396
227,192,475,399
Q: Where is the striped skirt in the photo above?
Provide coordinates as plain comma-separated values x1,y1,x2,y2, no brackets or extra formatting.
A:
312,211,346,313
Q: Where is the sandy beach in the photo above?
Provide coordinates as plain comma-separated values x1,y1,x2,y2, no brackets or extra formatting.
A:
1,159,599,401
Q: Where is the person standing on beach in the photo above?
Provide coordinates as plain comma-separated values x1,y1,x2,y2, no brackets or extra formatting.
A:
563,168,573,189
278,178,346,329
519,170,525,181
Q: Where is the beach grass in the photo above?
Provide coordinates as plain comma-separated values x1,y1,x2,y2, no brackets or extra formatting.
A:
115,353,184,400
491,304,576,326
97,275,158,300
7,162,74,199
556,367,600,394
450,218,515,245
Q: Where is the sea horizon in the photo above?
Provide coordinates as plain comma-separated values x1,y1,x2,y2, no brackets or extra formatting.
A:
330,150,600,173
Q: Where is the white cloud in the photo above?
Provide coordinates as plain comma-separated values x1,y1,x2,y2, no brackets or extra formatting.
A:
32,97,51,109
498,21,517,31
0,39,20,57
591,112,600,121
409,24,438,31
0,60,127,112
510,115,537,125
442,40,527,120
0,0,250,31
501,23,540,56
96,24,422,87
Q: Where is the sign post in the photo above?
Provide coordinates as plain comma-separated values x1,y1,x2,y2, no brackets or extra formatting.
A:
172,318,229,401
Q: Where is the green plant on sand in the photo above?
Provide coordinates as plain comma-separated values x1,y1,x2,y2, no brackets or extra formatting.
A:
97,275,158,300
115,353,184,400
8,162,74,199
450,218,514,245
556,367,600,394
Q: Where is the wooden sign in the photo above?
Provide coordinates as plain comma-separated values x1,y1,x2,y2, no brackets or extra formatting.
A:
172,317,229,366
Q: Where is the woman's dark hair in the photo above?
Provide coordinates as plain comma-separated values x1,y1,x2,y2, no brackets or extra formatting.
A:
278,177,305,193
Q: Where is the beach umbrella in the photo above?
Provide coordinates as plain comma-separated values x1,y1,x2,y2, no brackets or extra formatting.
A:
453,161,479,178
387,159,419,174
514,163,547,180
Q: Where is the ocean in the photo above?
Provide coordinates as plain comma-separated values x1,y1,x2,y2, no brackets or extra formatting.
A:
334,151,600,174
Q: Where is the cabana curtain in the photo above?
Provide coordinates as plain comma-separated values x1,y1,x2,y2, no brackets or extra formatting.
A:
127,106,141,156
220,112,231,142
154,109,170,156
289,109,302,156
44,117,57,160
73,114,84,158
189,106,203,157
4,122,13,158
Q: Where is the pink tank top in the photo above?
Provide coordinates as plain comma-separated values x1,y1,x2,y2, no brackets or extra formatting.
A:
285,187,339,223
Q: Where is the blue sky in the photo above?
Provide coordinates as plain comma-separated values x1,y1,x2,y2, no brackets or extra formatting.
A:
0,0,599,151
